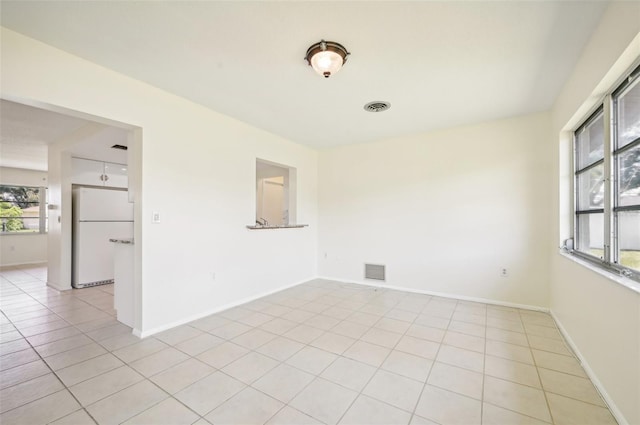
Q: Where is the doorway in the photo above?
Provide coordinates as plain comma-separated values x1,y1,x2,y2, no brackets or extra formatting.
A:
0,97,142,330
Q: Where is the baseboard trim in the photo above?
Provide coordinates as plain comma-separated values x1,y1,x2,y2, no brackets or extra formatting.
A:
135,277,314,338
122,276,548,338
46,281,72,291
550,311,628,425
316,276,549,312
0,260,48,268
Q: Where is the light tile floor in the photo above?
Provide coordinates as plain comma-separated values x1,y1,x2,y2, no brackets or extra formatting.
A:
0,264,618,425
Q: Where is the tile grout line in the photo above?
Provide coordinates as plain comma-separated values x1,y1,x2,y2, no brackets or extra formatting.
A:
522,309,556,425
334,289,405,425
2,268,617,425
179,286,361,424
201,286,357,423
11,274,444,420
0,272,152,424
480,308,555,424
479,302,488,424
484,310,612,423
258,285,385,425
1,286,100,424
1,270,207,424
407,296,453,425
259,285,414,424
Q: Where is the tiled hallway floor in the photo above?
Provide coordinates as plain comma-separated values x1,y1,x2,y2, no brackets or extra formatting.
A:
1,264,617,425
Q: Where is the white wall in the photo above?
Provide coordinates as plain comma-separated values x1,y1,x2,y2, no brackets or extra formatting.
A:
0,167,47,188
318,112,552,308
1,27,318,336
550,2,640,424
0,166,48,266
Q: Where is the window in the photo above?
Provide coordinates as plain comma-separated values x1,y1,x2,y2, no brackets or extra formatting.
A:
613,67,640,272
256,159,296,226
0,185,47,234
573,64,640,279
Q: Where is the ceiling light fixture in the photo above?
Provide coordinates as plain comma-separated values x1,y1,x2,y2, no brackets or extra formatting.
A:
305,40,350,78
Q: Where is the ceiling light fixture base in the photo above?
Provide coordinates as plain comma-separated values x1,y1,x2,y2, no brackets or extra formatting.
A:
305,40,350,78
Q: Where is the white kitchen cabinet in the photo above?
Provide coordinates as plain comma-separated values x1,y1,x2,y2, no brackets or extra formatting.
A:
71,157,128,189
103,162,128,188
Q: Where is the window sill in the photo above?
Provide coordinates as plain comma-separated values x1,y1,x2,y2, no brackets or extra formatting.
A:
246,224,308,230
558,250,640,295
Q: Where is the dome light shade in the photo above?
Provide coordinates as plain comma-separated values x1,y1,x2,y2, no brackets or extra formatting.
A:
305,40,350,78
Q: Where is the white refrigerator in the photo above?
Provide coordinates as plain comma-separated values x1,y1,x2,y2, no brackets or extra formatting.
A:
72,187,133,289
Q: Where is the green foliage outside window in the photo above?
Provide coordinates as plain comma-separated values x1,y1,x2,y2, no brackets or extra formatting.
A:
0,201,24,232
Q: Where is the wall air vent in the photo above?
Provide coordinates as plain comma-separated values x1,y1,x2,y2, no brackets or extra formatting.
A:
365,263,386,281
111,144,128,150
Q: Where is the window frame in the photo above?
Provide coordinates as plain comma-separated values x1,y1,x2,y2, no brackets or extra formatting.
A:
572,63,640,282
0,185,48,235
573,106,606,263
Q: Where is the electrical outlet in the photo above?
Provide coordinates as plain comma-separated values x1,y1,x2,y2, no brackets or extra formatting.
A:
152,211,160,223
500,268,508,278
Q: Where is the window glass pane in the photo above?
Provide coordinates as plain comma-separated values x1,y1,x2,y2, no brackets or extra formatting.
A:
617,211,640,271
576,113,604,170
576,165,604,210
576,213,604,255
0,186,41,234
616,78,640,149
617,143,640,207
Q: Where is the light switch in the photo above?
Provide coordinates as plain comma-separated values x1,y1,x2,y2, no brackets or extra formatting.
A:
152,211,160,223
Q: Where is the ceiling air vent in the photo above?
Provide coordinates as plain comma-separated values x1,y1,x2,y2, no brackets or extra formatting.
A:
365,263,386,281
111,144,128,150
364,101,391,113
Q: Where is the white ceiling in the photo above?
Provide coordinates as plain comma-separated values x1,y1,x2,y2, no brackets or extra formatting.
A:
0,100,129,171
1,100,88,171
1,1,607,148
